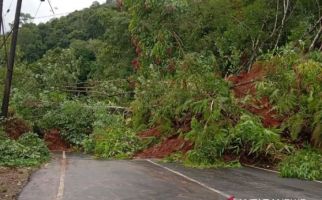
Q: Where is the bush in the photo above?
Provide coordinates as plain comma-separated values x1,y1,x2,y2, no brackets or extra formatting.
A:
184,153,241,169
83,128,141,159
0,124,6,140
256,55,322,147
0,132,50,167
41,101,95,146
184,132,240,169
11,90,67,123
83,116,142,159
230,114,290,157
279,149,322,180
184,120,231,166
183,114,292,168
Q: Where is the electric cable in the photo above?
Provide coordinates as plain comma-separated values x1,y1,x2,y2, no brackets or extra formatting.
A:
1,20,8,67
34,1,43,18
0,18,13,50
33,12,70,19
47,0,55,14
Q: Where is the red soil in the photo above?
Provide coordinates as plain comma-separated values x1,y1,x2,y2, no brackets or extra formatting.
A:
228,64,282,128
138,128,162,138
44,129,70,151
136,63,283,159
245,97,282,127
136,136,193,159
228,64,265,98
4,118,31,140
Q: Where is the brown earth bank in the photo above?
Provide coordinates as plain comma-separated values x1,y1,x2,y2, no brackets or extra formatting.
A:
44,129,70,152
136,134,193,159
138,127,162,138
0,167,34,200
228,64,282,128
135,65,286,163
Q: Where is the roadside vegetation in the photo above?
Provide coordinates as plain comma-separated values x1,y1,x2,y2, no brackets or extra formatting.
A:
0,0,321,181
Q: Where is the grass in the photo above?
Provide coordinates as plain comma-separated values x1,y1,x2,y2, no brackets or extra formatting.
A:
279,148,322,181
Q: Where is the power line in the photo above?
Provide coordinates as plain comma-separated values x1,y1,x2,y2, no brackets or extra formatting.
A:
0,0,3,34
34,1,43,18
0,18,14,50
47,0,55,14
33,12,71,19
1,20,8,68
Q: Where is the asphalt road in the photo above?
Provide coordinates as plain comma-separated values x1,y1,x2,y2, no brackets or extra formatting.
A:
18,153,322,200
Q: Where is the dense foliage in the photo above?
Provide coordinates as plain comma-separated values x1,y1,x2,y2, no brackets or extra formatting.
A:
257,50,322,147
40,101,95,146
83,115,142,159
0,132,50,167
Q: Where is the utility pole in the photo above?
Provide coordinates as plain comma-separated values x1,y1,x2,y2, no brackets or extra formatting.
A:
1,0,23,118
0,0,3,34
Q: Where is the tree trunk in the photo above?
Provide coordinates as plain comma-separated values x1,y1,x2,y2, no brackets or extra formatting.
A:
0,0,3,34
309,26,322,51
274,0,290,51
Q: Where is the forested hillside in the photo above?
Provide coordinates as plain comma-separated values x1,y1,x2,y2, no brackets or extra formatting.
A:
1,0,321,181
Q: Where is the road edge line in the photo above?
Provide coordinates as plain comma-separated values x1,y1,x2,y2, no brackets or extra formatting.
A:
244,164,322,184
243,164,279,174
56,151,67,200
146,159,232,199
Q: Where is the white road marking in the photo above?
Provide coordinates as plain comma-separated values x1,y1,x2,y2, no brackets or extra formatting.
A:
244,164,322,184
243,164,279,174
56,151,67,200
146,159,233,199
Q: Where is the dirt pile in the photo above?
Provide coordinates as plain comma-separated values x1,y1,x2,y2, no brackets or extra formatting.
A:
136,64,283,159
44,129,70,151
244,97,282,127
136,135,193,158
138,128,161,138
228,64,265,98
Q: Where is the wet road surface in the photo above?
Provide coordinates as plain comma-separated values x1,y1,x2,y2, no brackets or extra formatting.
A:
18,153,322,200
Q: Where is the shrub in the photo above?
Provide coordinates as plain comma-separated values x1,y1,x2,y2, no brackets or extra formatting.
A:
184,140,240,169
0,127,6,140
184,114,292,168
184,120,231,166
279,149,322,180
83,128,140,159
184,153,241,169
41,101,95,146
83,116,142,159
0,132,50,167
256,55,322,147
83,128,141,159
230,114,291,157
11,90,67,123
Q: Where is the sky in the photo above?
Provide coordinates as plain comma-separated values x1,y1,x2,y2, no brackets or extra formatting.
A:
2,0,106,31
